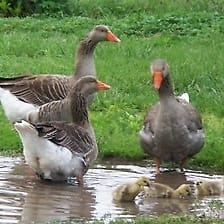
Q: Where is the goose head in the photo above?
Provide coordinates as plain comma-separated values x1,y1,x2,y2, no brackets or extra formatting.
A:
150,59,170,90
88,25,121,43
69,76,111,98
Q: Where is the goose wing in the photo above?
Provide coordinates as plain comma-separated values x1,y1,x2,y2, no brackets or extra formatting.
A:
0,75,70,106
34,122,94,155
176,97,203,131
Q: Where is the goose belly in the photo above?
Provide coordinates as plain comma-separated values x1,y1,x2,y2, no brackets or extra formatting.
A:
154,121,195,162
16,126,82,181
24,138,77,180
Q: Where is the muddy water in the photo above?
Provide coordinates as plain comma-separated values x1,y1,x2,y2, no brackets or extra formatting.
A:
0,156,224,223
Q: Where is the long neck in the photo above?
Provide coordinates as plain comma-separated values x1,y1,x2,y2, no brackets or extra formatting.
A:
70,92,89,127
158,75,174,99
73,38,97,80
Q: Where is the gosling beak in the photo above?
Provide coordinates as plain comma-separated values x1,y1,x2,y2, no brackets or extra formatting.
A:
153,71,163,90
96,80,111,90
106,31,121,42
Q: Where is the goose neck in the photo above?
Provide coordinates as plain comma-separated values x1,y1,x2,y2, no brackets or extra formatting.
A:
70,93,89,126
158,75,174,99
73,39,97,79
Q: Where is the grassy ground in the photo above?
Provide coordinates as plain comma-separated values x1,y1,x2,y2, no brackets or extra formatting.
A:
0,1,224,173
49,215,224,224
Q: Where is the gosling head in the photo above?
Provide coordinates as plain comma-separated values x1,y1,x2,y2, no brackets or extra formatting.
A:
135,176,151,187
176,184,193,198
196,180,203,186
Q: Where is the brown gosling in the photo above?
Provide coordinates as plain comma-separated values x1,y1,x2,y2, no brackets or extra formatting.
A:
195,179,224,197
144,182,193,199
112,176,150,202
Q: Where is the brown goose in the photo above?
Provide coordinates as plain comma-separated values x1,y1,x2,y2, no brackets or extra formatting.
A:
27,75,109,123
0,25,120,123
139,59,204,174
14,77,110,185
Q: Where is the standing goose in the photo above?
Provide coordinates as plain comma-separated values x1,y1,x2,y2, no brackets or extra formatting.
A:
0,25,120,123
14,77,111,185
139,59,204,174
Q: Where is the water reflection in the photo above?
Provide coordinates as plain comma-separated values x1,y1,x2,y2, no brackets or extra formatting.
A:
155,171,188,188
0,156,223,223
21,182,95,223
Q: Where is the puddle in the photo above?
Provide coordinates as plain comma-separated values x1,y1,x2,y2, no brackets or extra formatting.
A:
0,156,223,223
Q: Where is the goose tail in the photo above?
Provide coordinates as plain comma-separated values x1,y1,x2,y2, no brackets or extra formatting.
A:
14,120,37,135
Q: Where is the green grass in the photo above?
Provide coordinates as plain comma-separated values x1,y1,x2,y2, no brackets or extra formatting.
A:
0,1,224,173
47,215,224,224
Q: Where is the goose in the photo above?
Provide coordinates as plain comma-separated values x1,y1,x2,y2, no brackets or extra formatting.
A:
112,176,150,202
195,179,224,197
0,25,120,123
27,75,107,123
139,59,204,174
144,182,193,199
14,77,111,185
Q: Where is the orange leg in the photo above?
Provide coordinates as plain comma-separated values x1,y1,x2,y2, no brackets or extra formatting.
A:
77,176,84,185
154,157,161,175
180,157,189,172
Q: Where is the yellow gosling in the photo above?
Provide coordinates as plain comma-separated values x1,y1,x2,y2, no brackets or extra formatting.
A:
112,176,150,202
171,184,193,199
144,182,173,198
144,183,193,199
195,179,224,197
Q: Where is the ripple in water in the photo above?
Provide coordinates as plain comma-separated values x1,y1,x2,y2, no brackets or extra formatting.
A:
0,156,223,223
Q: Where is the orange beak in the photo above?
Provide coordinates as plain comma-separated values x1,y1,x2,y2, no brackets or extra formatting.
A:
153,71,163,90
106,31,121,42
96,80,111,90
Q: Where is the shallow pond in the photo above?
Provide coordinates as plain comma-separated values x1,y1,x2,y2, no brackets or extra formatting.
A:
0,156,223,223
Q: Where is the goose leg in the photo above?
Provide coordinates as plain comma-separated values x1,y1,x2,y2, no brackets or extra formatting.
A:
77,176,84,185
154,157,161,175
179,157,188,173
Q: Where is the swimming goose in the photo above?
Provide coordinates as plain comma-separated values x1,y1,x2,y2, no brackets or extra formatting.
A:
0,25,120,123
144,182,193,199
112,176,151,202
14,77,111,185
139,59,204,174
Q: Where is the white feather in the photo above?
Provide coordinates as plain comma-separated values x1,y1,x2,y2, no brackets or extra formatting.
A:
14,120,84,181
179,92,189,103
0,88,36,123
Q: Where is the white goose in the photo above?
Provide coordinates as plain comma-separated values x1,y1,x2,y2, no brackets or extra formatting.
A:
14,76,110,185
0,25,120,123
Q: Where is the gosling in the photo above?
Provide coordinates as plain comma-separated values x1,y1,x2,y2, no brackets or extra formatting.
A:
195,179,224,197
144,182,193,199
112,176,150,202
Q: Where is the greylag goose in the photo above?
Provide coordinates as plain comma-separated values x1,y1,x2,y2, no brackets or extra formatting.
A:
112,176,150,202
11,76,108,123
144,182,193,199
14,77,110,185
139,59,204,174
0,25,120,123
